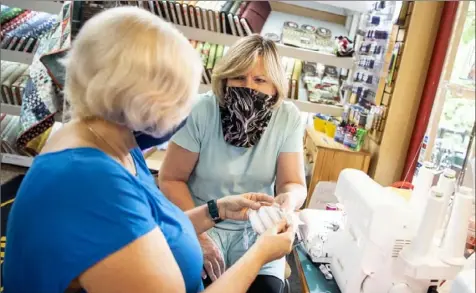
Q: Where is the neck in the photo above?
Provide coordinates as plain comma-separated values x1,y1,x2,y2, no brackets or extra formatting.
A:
82,118,137,157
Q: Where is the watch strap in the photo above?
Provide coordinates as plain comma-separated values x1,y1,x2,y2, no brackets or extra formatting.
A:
207,200,222,224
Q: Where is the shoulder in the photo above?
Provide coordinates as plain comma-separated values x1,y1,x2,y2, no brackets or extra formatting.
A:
191,91,218,114
275,100,301,124
27,149,140,202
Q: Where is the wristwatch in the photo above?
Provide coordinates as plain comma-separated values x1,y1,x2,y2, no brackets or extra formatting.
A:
207,200,223,224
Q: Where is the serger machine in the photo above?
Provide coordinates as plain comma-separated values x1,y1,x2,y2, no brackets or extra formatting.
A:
328,168,474,293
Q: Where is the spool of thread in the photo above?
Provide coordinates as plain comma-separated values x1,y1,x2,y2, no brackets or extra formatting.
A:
411,162,437,226
440,189,474,265
436,169,456,231
407,187,445,258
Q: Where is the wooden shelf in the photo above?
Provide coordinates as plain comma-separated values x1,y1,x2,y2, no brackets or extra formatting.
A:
1,103,21,116
1,0,62,14
175,20,354,69
1,49,34,64
1,103,63,121
1,153,33,167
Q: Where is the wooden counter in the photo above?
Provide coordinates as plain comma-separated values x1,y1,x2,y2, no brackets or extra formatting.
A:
304,126,371,207
144,148,167,172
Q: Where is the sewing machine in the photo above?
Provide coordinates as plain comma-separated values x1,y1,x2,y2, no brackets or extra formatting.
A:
324,169,473,293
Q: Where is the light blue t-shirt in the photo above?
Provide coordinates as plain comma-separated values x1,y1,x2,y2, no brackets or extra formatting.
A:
172,92,303,229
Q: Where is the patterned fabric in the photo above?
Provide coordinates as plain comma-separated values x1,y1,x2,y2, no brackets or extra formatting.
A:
0,11,35,38
219,87,278,148
16,2,71,153
0,7,24,25
5,13,57,39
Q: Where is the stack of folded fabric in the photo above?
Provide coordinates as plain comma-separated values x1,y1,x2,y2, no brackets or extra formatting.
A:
1,114,30,156
303,62,342,105
0,5,58,54
72,1,272,39
0,61,30,106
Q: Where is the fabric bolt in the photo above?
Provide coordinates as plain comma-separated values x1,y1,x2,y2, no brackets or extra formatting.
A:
0,62,23,104
1,64,29,105
16,2,71,152
6,13,51,37
220,87,278,148
0,7,24,25
11,68,30,105
6,14,58,40
1,115,22,154
0,11,36,38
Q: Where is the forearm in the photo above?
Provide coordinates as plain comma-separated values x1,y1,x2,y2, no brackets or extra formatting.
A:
186,204,215,234
161,180,217,234
278,183,307,209
204,246,265,293
160,180,196,211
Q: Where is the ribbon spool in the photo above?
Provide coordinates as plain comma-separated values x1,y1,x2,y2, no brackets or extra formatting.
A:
301,24,317,33
317,27,332,39
264,32,281,42
284,21,299,29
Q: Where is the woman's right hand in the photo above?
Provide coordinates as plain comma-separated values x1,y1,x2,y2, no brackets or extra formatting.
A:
199,233,225,282
254,220,295,265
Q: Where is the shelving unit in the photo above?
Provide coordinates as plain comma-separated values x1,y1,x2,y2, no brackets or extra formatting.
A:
1,49,34,64
176,23,354,69
0,1,363,168
0,153,33,167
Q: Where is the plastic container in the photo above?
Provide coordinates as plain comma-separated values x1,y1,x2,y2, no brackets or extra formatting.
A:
314,116,327,133
325,122,337,138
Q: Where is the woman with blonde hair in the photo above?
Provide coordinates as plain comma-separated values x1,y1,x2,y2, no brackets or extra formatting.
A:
160,35,307,292
3,7,295,293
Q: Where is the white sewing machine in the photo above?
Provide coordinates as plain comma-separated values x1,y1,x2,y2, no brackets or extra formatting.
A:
326,169,474,293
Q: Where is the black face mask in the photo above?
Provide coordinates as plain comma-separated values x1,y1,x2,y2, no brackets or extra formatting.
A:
133,118,187,150
219,87,278,148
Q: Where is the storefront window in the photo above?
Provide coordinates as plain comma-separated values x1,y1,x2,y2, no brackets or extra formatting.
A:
422,2,475,175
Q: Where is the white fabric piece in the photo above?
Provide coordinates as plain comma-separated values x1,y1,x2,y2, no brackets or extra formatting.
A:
247,205,303,235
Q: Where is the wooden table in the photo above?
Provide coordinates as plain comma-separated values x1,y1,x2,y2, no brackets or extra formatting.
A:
293,245,341,293
144,148,167,171
304,126,371,207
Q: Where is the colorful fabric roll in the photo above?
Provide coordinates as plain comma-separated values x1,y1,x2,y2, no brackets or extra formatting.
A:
0,11,36,38
17,2,72,152
5,12,51,38
1,7,25,25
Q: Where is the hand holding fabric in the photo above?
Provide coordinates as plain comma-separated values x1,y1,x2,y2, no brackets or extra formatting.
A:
217,193,274,221
275,192,298,212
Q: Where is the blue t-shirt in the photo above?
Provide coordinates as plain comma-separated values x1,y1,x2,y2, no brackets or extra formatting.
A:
172,92,303,230
3,147,204,293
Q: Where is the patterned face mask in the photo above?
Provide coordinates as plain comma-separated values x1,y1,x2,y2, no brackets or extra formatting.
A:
220,87,278,148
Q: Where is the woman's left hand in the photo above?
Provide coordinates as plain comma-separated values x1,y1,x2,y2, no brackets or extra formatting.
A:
275,192,298,212
217,193,274,221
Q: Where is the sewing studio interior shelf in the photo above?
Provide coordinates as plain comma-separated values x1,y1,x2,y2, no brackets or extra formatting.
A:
1,0,63,15
1,50,34,65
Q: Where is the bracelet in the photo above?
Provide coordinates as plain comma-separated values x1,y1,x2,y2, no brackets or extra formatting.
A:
207,200,223,224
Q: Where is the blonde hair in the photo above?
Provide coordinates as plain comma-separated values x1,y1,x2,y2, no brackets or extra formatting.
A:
63,6,202,136
211,34,286,106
